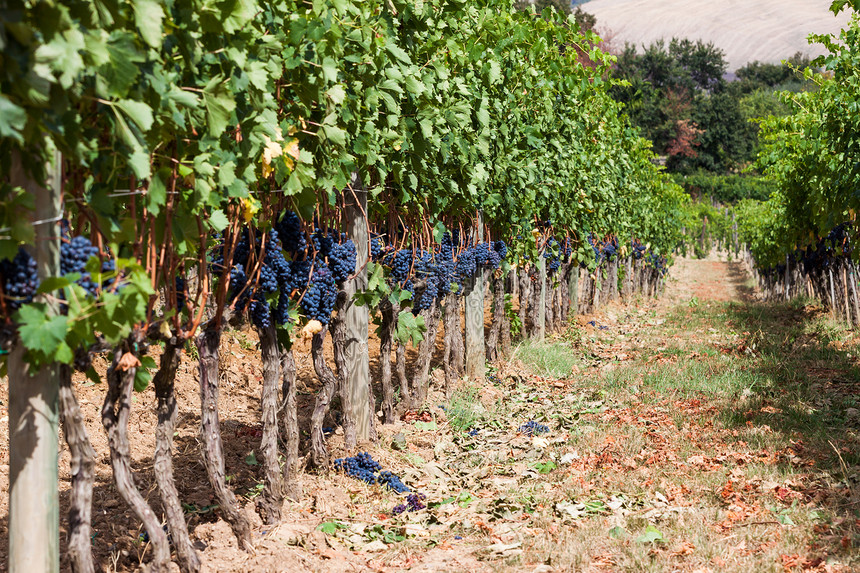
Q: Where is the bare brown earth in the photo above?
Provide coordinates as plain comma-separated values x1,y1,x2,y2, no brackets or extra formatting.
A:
2,256,859,572
661,254,756,304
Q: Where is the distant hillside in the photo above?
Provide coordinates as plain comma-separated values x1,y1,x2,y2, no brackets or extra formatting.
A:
581,0,852,72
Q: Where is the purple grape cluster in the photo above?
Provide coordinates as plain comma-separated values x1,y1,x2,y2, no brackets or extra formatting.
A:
401,279,415,301
392,493,426,515
249,295,272,329
218,228,303,329
334,452,410,493
258,262,279,293
454,247,476,284
518,420,549,436
275,210,307,253
588,234,600,261
329,240,356,283
334,452,381,484
312,228,339,258
436,233,457,295
175,276,187,310
601,237,618,261
485,245,501,269
371,237,384,260
646,253,668,276
440,233,454,261
411,250,442,312
60,235,99,276
373,232,507,304
414,277,438,311
287,260,311,293
494,240,508,261
61,235,107,297
586,234,620,264
377,470,410,493
301,265,337,324
544,238,561,274
0,249,38,310
228,264,249,307
473,242,489,266
389,250,413,281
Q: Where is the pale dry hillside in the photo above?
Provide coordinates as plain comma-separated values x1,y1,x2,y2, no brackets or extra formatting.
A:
583,0,852,71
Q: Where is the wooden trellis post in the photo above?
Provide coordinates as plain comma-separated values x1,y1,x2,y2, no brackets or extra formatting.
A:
343,174,372,440
538,252,546,341
8,151,62,573
568,264,579,320
465,212,485,380
732,213,738,251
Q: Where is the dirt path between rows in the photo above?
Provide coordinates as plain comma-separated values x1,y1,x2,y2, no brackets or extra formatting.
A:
661,254,757,304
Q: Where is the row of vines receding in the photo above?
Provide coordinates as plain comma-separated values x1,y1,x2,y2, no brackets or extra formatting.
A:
719,3,860,325
0,0,687,571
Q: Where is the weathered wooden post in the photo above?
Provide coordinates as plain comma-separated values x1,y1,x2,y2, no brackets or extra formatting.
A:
731,212,739,254
465,212,485,380
537,252,546,341
829,267,837,316
8,151,62,573
842,263,852,326
343,174,372,440
567,263,579,320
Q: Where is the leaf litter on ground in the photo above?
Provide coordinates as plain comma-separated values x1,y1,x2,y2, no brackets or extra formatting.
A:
306,270,860,572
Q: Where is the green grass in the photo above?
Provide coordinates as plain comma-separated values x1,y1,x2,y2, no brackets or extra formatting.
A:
513,338,581,379
445,384,483,432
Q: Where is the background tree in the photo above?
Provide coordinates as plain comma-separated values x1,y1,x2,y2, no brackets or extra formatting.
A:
610,39,813,174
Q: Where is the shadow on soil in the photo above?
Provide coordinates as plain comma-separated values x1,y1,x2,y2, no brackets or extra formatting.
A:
713,299,860,559
0,414,274,572
720,300,860,462
725,261,757,303
0,337,448,572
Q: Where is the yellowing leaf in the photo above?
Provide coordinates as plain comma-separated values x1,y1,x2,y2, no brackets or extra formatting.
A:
261,128,285,178
241,198,260,223
283,138,300,171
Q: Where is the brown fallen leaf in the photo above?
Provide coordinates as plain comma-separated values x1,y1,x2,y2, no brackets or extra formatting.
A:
301,319,323,339
117,352,141,371
670,540,695,557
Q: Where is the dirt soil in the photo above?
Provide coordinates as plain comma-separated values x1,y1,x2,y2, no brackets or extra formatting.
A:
661,254,756,304
1,255,859,572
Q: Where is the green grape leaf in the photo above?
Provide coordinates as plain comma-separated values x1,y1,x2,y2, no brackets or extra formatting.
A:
16,304,68,359
132,0,165,48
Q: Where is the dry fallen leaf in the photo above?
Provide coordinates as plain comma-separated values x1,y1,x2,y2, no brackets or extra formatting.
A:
117,352,141,371
670,540,695,557
301,319,323,339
